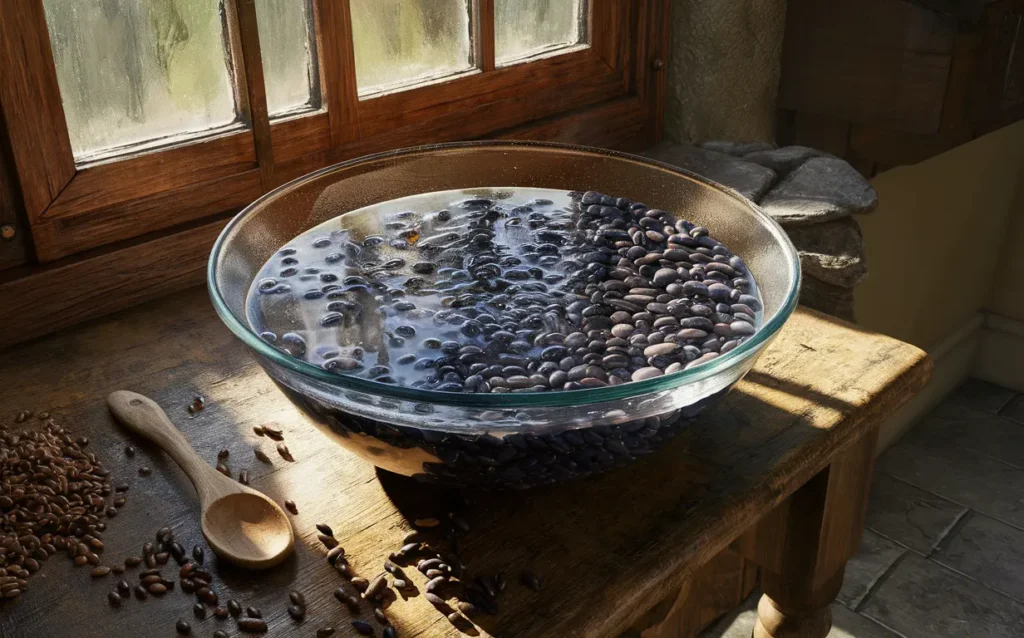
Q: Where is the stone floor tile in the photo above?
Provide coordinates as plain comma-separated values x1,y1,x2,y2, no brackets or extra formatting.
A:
998,394,1024,426
838,529,906,608
909,396,1024,470
861,553,1024,637
865,473,966,555
875,426,1024,529
950,379,1017,415
934,512,1024,603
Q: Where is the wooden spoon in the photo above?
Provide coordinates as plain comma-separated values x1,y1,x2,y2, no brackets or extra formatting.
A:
107,390,294,570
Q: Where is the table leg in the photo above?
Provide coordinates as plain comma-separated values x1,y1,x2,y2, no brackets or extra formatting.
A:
733,426,880,638
754,569,843,637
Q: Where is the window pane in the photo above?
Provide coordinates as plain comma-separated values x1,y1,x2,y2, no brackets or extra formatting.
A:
43,0,239,163
350,0,473,97
255,0,320,118
496,0,587,67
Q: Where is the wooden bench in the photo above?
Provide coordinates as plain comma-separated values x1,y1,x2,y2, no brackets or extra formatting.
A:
0,288,930,637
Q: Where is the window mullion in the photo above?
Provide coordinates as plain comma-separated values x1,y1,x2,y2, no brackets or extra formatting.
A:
478,0,496,72
227,0,276,190
314,0,360,149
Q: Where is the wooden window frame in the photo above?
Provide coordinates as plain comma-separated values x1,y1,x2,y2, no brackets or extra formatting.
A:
0,0,670,349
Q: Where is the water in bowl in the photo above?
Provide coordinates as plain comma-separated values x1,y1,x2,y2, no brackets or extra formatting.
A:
246,187,762,394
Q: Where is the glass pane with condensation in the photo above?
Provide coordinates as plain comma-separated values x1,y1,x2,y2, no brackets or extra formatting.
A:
350,0,473,97
43,0,239,163
255,0,321,118
495,0,587,67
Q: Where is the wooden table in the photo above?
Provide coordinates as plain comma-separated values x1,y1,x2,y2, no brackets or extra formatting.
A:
0,288,929,638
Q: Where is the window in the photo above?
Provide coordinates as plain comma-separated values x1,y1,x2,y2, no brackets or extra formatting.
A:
0,0,667,265
255,0,321,118
495,0,587,67
350,0,475,96
43,0,241,162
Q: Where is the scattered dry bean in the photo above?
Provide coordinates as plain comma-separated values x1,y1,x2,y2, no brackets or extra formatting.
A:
327,545,345,565
318,533,337,549
237,618,268,633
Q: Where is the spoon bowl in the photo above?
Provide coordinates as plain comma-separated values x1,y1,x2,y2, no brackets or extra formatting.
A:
107,390,295,569
202,492,293,569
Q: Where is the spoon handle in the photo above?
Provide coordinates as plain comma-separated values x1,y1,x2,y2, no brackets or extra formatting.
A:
107,391,233,503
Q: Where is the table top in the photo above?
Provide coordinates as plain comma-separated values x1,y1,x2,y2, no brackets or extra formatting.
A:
0,288,929,638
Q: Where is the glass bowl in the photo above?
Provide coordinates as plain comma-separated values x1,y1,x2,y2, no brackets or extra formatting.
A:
208,141,800,489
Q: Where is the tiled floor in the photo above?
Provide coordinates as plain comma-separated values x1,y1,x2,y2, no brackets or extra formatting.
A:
702,378,1024,637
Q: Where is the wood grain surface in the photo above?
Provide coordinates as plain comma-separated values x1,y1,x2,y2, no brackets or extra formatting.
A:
0,288,929,637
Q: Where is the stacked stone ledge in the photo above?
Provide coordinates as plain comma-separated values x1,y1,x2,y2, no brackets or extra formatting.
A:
643,141,876,321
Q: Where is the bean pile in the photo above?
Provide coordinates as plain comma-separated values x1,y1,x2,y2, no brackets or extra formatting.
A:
247,187,762,393
0,411,114,599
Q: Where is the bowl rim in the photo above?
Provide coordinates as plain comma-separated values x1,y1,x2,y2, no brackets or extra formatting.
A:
208,140,801,408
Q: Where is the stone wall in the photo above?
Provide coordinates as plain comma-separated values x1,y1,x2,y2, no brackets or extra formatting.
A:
658,1,874,321
663,0,787,144
645,143,875,320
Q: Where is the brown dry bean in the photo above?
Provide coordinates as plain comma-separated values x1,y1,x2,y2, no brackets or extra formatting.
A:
238,618,268,633
351,577,369,592
318,533,337,548
425,592,447,607
327,545,345,565
334,587,360,611
521,570,543,592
